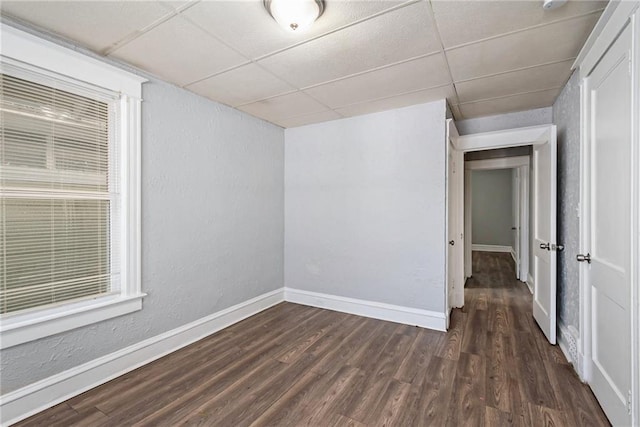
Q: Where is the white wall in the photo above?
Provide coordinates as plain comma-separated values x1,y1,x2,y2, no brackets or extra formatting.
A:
285,101,447,313
0,25,284,394
471,169,514,247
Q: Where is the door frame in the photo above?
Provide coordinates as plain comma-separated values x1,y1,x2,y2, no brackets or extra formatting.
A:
446,124,555,312
464,156,530,284
446,120,465,312
576,4,640,421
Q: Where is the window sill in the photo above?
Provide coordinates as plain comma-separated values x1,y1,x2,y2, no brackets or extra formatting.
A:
0,294,146,349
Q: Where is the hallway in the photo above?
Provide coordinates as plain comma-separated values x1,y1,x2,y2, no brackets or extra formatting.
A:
463,251,608,425
16,252,609,426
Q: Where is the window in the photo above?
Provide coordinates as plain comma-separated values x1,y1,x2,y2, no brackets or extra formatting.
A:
0,26,146,348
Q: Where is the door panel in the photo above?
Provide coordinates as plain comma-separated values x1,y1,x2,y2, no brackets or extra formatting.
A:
586,23,632,426
446,119,464,311
512,169,520,279
453,147,464,308
447,141,456,315
464,170,472,279
532,130,557,344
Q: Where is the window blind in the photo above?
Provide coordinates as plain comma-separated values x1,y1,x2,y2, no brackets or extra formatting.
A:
1,72,120,315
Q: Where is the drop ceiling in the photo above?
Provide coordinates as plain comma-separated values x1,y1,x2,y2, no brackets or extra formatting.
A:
1,0,606,128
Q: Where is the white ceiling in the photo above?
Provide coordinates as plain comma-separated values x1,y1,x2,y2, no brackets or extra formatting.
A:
1,0,606,128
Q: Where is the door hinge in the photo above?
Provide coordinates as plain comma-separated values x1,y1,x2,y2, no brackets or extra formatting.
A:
628,390,632,415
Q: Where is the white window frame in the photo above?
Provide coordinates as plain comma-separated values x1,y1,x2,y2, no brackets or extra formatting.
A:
0,26,147,349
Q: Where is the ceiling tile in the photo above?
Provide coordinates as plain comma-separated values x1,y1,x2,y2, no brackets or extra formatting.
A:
276,110,343,128
445,13,600,82
257,1,441,88
458,88,561,118
186,64,295,107
450,104,463,120
181,0,406,59
0,1,175,53
431,0,606,49
335,84,455,117
304,53,451,108
109,15,248,87
455,59,574,103
3,0,602,125
237,91,329,122
159,1,197,13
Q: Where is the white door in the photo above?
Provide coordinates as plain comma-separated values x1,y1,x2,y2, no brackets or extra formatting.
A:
447,141,456,316
584,23,633,426
512,168,521,279
532,128,557,344
518,165,530,283
464,169,472,279
446,120,464,312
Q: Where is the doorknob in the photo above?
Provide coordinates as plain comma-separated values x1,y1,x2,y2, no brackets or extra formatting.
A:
576,253,591,263
540,243,550,250
449,240,455,246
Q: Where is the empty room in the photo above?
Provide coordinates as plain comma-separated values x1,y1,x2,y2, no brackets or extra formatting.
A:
0,0,638,425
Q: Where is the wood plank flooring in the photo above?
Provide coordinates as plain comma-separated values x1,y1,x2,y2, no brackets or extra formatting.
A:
16,252,609,426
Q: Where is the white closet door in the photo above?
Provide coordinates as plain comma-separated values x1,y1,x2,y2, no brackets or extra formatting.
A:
585,23,633,426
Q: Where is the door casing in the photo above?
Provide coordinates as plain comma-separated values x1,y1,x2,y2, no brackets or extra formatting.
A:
447,125,556,323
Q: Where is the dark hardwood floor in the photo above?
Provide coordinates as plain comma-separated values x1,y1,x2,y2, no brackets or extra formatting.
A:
16,252,609,426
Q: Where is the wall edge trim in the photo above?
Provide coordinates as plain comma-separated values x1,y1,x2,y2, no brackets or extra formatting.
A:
526,274,534,294
558,321,583,378
284,287,447,331
558,321,579,371
0,288,285,426
1,286,449,425
471,244,513,253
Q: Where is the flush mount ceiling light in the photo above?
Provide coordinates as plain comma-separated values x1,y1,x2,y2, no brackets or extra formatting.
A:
264,0,325,33
542,0,567,10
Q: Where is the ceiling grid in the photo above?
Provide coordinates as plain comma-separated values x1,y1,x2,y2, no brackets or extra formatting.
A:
0,0,607,127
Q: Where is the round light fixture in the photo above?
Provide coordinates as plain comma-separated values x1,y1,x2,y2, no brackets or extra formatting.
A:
542,0,567,10
264,0,325,33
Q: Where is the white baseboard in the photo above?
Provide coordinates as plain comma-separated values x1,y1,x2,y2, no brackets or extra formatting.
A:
1,286,449,425
526,274,534,294
0,288,284,426
557,322,583,378
576,350,586,382
472,244,513,253
510,248,517,264
284,287,447,332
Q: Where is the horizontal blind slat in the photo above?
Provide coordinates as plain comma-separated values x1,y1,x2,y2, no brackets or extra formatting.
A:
1,72,119,315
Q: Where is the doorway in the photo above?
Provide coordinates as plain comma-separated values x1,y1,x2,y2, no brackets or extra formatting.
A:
464,156,530,285
445,121,559,345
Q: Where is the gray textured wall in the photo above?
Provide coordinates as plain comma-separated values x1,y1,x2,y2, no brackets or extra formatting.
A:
0,62,284,393
471,169,514,247
456,107,553,135
285,101,447,313
553,71,581,331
